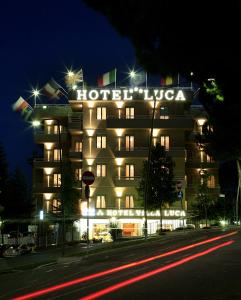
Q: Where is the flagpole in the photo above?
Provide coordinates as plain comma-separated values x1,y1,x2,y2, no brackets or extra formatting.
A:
145,72,148,88
115,68,117,88
177,73,180,87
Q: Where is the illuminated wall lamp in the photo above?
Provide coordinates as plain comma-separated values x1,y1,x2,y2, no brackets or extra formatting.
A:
86,129,95,137
115,129,124,137
197,118,206,126
115,158,124,166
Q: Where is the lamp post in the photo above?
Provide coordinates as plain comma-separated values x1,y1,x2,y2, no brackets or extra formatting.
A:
143,93,157,239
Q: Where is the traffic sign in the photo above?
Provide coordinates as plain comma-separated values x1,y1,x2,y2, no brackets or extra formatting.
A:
82,171,95,185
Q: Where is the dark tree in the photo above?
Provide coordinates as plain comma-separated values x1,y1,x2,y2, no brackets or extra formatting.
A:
3,167,32,232
0,142,8,215
60,161,80,241
83,0,241,102
139,143,176,229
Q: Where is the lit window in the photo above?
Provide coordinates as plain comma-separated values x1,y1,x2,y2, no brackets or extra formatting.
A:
125,164,134,180
52,199,61,213
160,107,169,119
125,195,134,208
126,107,134,119
160,135,170,150
53,149,61,161
75,141,82,152
75,168,82,181
53,173,61,187
96,136,106,148
96,195,106,208
96,164,106,177
207,175,215,188
53,125,62,134
206,154,213,163
125,135,134,151
97,107,107,120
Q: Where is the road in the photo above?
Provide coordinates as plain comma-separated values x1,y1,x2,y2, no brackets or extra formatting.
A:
0,228,240,300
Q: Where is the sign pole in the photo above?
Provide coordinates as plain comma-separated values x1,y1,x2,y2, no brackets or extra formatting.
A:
85,185,90,250
82,171,95,253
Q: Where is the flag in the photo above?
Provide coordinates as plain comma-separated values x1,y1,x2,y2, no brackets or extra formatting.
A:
65,69,83,88
160,75,173,86
12,96,29,111
97,69,116,87
12,97,33,121
21,105,33,121
42,78,63,99
129,71,146,86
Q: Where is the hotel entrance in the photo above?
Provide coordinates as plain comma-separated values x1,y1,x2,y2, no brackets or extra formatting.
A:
122,223,139,237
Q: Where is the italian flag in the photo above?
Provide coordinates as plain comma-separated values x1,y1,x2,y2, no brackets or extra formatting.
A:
98,69,116,87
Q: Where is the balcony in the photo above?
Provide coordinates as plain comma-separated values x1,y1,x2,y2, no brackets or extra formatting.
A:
106,115,194,129
34,130,68,144
68,115,83,133
69,150,83,161
185,184,220,195
33,104,72,118
113,176,141,187
113,147,185,158
33,158,61,168
32,183,60,193
185,160,218,169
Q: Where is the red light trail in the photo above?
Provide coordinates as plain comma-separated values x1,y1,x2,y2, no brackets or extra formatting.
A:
80,240,234,300
14,231,237,300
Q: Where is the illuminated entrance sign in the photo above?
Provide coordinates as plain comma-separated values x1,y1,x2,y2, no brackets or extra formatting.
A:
76,88,187,101
82,209,186,218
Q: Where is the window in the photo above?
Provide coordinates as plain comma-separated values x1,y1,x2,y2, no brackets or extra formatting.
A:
75,168,82,181
96,164,106,177
125,135,134,151
160,107,169,119
97,107,107,120
53,149,61,161
53,173,61,187
53,125,62,134
160,135,170,150
52,199,61,213
75,141,82,152
126,107,134,119
207,175,215,188
125,164,134,180
96,136,106,148
125,195,134,208
96,195,106,208
206,154,213,163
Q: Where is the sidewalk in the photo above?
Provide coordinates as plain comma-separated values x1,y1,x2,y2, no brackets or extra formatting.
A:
0,228,234,274
0,233,178,273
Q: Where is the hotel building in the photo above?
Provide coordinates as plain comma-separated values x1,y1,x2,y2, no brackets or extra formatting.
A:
32,86,219,239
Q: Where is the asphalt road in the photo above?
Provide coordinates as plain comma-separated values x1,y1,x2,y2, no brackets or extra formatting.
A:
0,228,240,300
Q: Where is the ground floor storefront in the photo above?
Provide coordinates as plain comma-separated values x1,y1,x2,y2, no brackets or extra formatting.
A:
74,209,186,241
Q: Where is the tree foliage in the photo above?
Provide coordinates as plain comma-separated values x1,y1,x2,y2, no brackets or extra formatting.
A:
139,143,176,209
0,142,8,214
61,161,80,223
83,0,241,102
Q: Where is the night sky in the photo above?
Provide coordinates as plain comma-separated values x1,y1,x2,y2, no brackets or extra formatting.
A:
0,0,135,178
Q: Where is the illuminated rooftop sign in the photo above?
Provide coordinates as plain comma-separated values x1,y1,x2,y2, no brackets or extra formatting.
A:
76,88,188,101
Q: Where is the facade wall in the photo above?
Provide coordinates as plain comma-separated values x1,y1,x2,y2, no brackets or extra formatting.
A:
32,87,220,233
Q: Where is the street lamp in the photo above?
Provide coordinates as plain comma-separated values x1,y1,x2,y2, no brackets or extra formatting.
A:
31,89,40,108
143,90,157,239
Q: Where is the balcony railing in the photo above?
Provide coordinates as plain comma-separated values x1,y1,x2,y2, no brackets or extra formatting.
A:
106,117,193,129
114,176,141,187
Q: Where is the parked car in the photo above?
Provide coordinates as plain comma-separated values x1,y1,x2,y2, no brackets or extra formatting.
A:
186,224,196,229
0,244,10,257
